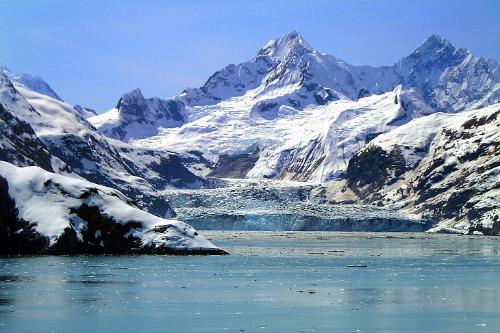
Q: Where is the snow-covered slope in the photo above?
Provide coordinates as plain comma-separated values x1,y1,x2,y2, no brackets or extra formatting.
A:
129,85,434,182
1,67,100,118
324,104,499,235
91,32,499,184
1,66,62,101
73,104,97,118
0,161,225,254
0,73,202,217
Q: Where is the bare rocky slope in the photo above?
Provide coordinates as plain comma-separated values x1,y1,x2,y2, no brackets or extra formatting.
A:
317,105,499,235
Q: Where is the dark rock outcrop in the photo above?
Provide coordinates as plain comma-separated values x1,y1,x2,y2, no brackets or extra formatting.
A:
0,176,50,254
208,148,261,178
0,103,54,171
346,145,407,200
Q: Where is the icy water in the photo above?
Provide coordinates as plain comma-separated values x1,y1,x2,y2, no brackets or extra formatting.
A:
1,232,499,333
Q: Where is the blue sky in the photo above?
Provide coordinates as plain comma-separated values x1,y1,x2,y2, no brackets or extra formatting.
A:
1,0,499,112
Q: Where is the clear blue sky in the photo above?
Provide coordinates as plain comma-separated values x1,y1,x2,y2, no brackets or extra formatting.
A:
1,0,499,112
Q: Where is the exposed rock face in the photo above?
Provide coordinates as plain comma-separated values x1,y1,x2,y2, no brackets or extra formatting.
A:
0,176,50,254
39,132,181,216
357,88,371,101
73,104,97,118
0,162,226,255
341,105,499,234
346,145,407,201
208,148,261,178
273,140,327,182
409,110,499,234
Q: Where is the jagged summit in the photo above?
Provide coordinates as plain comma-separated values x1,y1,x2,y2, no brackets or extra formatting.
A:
91,87,184,141
421,33,450,48
116,88,145,109
0,66,12,75
258,30,314,60
124,88,144,98
403,33,471,67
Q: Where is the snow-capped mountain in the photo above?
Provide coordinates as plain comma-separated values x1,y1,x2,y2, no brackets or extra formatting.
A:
94,32,498,135
179,31,399,110
0,71,221,253
1,67,98,118
0,72,202,217
90,32,498,183
395,34,499,112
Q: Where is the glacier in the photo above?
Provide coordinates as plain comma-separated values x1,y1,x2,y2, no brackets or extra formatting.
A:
163,179,431,232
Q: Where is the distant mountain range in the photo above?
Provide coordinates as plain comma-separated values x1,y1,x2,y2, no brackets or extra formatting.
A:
1,32,498,250
91,32,498,142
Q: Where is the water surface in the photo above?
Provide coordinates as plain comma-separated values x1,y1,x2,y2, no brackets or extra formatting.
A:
1,232,499,332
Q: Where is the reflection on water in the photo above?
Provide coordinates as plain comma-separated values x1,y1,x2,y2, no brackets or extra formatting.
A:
0,275,34,283
0,232,499,333
65,279,137,285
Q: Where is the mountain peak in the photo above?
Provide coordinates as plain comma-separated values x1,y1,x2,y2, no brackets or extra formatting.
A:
0,67,63,101
418,34,452,51
116,88,146,110
412,33,471,59
280,30,307,44
402,33,471,68
1,66,12,76
12,73,63,101
258,30,313,60
127,88,143,97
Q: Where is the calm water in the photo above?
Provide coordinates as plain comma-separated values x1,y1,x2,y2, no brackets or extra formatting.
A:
1,232,499,333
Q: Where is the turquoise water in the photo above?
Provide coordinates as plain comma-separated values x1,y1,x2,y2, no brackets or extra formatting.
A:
1,232,499,333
